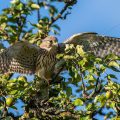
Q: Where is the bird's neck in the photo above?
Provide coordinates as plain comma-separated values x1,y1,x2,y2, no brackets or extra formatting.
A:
40,46,57,54
48,47,58,55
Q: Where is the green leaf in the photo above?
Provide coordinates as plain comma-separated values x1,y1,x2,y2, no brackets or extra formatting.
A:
9,90,18,95
107,74,117,80
76,45,85,57
0,106,4,110
31,4,40,9
7,83,16,88
11,0,20,4
84,74,95,81
52,24,61,31
16,3,23,10
86,103,93,110
94,95,100,103
73,98,83,106
51,29,59,35
49,6,58,16
87,85,95,90
3,8,11,14
8,79,17,83
108,61,119,68
66,87,72,97
109,102,115,108
110,66,120,72
10,105,17,110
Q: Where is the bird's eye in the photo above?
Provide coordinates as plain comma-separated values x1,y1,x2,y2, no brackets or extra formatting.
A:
49,40,52,43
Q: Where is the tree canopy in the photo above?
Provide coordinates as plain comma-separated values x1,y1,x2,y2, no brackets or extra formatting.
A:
0,0,120,120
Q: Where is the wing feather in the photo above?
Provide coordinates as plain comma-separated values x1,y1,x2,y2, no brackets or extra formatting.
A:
58,32,120,57
0,41,40,74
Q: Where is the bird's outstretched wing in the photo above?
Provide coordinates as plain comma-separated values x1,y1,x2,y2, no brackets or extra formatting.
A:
58,32,120,58
0,41,40,74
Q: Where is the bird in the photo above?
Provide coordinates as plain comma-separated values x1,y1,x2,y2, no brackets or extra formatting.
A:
0,36,58,83
0,32,120,83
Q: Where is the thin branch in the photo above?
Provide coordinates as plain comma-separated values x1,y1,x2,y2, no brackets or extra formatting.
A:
81,72,86,93
91,107,105,119
77,62,86,95
49,3,70,26
37,0,40,22
88,78,102,98
17,14,28,41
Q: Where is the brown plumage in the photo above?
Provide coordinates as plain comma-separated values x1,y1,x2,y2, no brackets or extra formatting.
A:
0,36,58,81
0,32,120,82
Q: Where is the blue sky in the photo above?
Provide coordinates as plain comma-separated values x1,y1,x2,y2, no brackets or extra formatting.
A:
0,0,120,119
57,0,120,41
1,0,120,41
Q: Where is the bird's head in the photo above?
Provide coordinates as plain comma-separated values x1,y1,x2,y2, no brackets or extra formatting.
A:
40,36,58,51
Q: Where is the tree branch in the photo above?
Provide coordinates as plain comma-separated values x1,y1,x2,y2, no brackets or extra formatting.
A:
49,3,70,26
37,0,40,22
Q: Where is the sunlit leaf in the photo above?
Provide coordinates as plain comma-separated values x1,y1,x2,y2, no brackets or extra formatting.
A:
31,4,40,9
73,98,83,106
